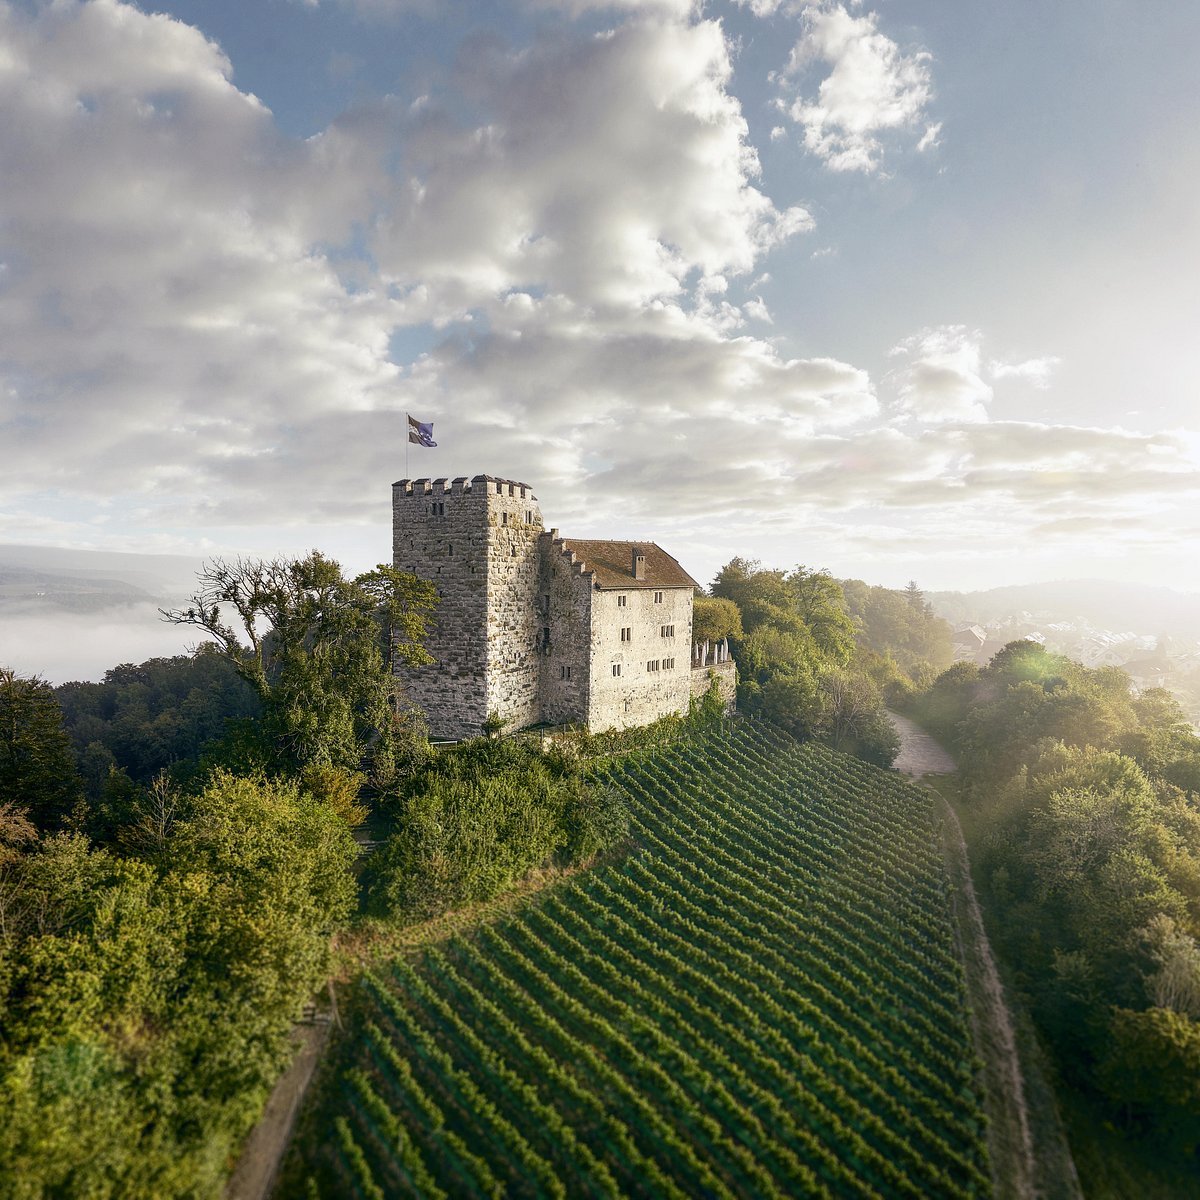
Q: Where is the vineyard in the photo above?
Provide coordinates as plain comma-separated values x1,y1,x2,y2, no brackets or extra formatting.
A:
282,720,992,1198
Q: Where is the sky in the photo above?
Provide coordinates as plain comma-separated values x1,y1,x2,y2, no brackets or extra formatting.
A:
3,0,1199,616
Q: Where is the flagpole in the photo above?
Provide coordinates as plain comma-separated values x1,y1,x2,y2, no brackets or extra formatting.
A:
405,412,409,480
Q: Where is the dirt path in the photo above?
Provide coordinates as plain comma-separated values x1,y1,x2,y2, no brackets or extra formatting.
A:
939,793,1042,1200
887,709,957,777
225,1018,332,1200
887,710,1045,1199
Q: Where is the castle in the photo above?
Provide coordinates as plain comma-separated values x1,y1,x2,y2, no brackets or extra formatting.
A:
392,475,736,740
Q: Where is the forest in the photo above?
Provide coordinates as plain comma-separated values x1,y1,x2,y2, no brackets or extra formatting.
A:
3,547,1194,1194
906,642,1200,1187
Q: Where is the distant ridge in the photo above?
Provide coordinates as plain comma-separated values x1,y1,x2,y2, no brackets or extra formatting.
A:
927,579,1200,637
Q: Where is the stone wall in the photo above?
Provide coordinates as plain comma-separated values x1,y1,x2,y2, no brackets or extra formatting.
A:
539,533,591,725
482,479,544,731
586,585,693,732
690,659,738,715
392,477,490,739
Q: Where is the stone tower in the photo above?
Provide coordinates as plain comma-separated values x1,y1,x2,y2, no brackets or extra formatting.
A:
392,475,544,740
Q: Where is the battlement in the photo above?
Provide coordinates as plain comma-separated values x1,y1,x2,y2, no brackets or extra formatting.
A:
393,475,538,500
547,532,595,580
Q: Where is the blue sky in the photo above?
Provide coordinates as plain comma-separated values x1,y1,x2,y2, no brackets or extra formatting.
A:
2,0,1198,604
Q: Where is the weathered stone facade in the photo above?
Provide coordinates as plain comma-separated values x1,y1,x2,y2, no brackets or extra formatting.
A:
393,474,735,739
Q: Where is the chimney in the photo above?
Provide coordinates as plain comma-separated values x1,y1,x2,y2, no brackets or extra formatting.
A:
632,545,646,581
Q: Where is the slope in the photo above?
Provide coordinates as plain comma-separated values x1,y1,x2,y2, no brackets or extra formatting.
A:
280,720,992,1198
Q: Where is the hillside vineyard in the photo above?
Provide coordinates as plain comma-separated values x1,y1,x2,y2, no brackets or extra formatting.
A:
285,722,992,1197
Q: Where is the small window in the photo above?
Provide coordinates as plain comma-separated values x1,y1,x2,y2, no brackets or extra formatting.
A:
560,665,572,680
502,512,508,525
664,657,675,670
617,595,627,608
654,591,663,603
660,624,674,638
647,659,660,672
620,627,632,642
510,546,517,557
448,544,453,556
496,481,503,493
612,664,621,677
525,510,534,524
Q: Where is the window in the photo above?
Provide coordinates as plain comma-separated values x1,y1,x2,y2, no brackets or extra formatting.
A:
448,544,453,556
654,591,663,603
646,659,660,672
429,501,446,516
617,595,627,608
502,511,508,525
525,510,534,524
510,546,517,557
620,627,632,642
663,657,675,670
660,624,674,638
560,665,572,680
612,664,621,677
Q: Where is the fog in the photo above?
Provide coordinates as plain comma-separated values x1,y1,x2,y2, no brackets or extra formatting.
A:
0,604,200,684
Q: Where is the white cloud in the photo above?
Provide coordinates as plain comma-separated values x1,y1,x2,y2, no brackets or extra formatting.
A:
731,0,786,15
889,326,992,423
373,17,810,310
778,3,935,173
743,297,773,323
989,356,1062,388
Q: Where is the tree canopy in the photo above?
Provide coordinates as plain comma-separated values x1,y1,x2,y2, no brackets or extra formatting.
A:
161,553,436,781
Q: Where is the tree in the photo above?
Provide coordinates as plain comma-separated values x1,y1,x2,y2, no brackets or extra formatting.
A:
0,669,83,830
161,553,435,778
691,596,742,645
1101,1007,1200,1152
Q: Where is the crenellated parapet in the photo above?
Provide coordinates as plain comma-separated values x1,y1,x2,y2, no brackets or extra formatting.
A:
392,475,537,499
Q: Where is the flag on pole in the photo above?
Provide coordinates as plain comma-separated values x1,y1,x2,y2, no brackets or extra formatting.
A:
407,414,437,447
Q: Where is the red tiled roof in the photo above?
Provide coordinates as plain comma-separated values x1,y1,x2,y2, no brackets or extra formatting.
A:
556,539,699,590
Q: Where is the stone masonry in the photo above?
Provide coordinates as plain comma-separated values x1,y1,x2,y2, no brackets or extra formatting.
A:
393,475,736,740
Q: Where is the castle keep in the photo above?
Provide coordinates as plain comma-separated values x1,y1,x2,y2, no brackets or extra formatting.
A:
393,475,736,740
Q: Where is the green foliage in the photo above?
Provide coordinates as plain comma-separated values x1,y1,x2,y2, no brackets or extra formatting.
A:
0,668,83,831
0,772,359,1197
54,648,261,800
160,553,436,782
1101,1008,1200,1151
910,640,1200,1161
285,721,991,1198
691,595,743,644
839,578,954,680
365,739,626,923
710,559,897,766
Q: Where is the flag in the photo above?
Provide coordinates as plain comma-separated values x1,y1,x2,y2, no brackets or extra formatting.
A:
407,414,437,448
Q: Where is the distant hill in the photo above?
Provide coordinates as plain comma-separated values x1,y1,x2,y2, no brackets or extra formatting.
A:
0,546,205,682
0,544,202,612
927,579,1200,639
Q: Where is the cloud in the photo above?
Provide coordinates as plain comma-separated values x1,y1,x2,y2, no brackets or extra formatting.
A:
0,0,821,547
989,356,1062,388
889,326,992,423
373,17,811,310
0,0,404,514
776,3,935,173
